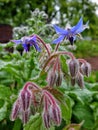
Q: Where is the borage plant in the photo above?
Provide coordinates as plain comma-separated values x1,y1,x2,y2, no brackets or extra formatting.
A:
9,17,92,130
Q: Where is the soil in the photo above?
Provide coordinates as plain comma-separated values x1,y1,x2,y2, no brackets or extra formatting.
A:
85,57,98,71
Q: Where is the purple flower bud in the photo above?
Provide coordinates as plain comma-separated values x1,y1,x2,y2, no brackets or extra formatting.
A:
42,111,51,129
81,62,91,77
20,89,32,111
47,70,57,87
76,72,84,88
56,72,63,86
10,99,20,121
68,59,79,78
49,104,61,126
22,109,30,124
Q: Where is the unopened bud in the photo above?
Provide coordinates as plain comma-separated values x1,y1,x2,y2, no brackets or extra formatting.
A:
81,62,91,77
10,99,20,121
42,111,51,129
47,70,57,87
68,59,79,78
20,89,32,111
76,72,84,88
22,109,30,124
49,104,61,126
56,72,63,86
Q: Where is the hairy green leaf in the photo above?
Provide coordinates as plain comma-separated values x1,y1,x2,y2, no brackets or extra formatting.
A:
60,95,72,124
0,101,8,121
73,103,95,129
24,113,55,130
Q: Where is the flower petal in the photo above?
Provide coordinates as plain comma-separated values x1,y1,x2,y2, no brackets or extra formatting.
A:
52,35,65,44
71,17,83,34
75,21,89,34
11,39,22,44
53,25,68,35
29,35,36,43
22,43,29,52
33,43,41,52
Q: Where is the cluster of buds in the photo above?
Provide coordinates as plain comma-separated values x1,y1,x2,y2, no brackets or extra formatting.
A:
10,82,41,124
42,90,61,128
42,51,91,89
46,56,63,87
67,58,91,88
10,82,61,128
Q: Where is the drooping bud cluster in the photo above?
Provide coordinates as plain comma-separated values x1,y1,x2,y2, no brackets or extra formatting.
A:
46,57,63,87
67,58,91,88
42,90,61,128
10,82,41,124
10,82,62,128
43,50,91,89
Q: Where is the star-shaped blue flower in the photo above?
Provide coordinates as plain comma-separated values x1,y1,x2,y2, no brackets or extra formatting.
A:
52,18,89,45
12,35,41,52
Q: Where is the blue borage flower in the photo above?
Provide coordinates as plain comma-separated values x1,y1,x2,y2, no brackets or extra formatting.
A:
52,17,89,45
12,35,41,52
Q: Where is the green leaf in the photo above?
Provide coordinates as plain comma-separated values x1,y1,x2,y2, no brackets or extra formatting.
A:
60,95,72,124
60,55,68,74
0,101,8,121
68,88,93,105
0,60,11,70
24,113,55,130
12,119,22,130
0,85,11,100
73,103,95,129
4,66,20,78
90,102,98,120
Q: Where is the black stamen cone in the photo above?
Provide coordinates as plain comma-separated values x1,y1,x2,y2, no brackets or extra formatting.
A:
69,37,74,45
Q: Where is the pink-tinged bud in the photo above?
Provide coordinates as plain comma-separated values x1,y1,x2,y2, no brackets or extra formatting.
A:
76,72,84,89
10,99,20,121
71,78,75,86
47,70,57,87
56,72,63,86
42,111,51,129
81,62,91,77
22,109,30,124
20,89,32,111
68,59,79,78
43,90,57,105
49,104,61,126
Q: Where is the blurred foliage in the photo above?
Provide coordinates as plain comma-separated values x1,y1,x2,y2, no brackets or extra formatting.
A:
71,40,98,58
0,0,98,38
